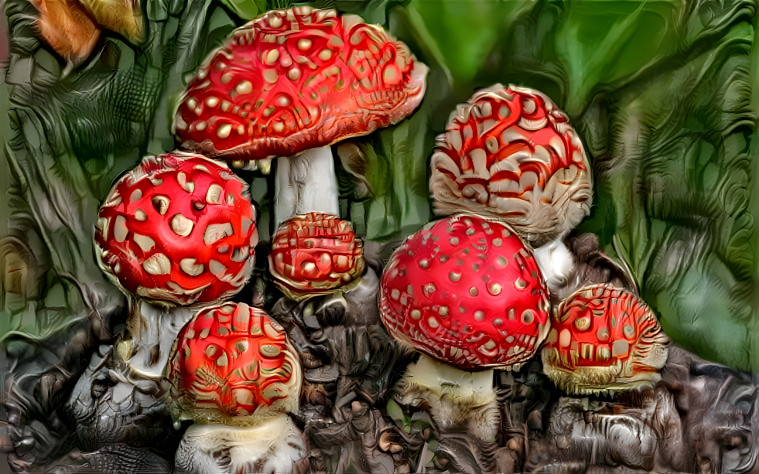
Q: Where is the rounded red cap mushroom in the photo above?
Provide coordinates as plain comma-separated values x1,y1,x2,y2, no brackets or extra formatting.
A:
541,284,670,395
429,84,592,246
268,212,365,300
173,6,427,224
379,214,551,370
165,302,301,425
173,6,427,162
94,152,258,306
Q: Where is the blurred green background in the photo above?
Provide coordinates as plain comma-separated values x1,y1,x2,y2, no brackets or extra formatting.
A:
0,0,757,376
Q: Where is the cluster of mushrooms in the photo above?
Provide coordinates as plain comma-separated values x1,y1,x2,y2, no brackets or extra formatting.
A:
91,6,671,472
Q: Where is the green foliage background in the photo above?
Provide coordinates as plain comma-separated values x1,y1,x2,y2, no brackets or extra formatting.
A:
1,0,757,382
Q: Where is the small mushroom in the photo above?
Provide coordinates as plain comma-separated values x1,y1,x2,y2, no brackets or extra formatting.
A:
541,284,671,395
172,7,428,225
379,214,551,440
268,212,365,300
164,302,306,472
94,152,258,378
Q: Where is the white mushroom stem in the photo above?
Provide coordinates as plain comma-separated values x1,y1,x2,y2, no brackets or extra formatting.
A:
396,354,500,441
275,144,340,226
115,300,195,380
174,415,306,473
533,237,576,296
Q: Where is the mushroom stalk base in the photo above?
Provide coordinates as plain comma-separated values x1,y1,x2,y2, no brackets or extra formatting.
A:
174,416,307,473
396,354,500,441
115,300,195,380
275,144,340,226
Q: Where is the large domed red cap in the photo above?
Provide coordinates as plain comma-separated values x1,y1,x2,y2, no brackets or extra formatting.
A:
94,152,258,306
173,6,427,162
269,212,364,300
541,284,670,395
165,302,301,425
379,214,551,371
430,84,592,246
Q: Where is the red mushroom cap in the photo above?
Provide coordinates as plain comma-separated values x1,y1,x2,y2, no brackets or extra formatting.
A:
541,284,670,395
429,84,592,246
165,302,301,425
269,212,364,300
379,214,551,371
173,7,427,162
94,152,258,306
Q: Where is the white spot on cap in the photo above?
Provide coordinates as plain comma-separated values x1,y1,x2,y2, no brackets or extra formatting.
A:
206,184,223,204
171,214,194,237
288,68,301,81
204,223,233,245
264,70,278,84
114,216,128,242
612,340,630,358
268,14,282,28
143,253,171,275
209,259,227,276
217,124,232,139
132,233,155,252
236,80,253,95
265,49,280,65
522,98,536,114
180,258,205,276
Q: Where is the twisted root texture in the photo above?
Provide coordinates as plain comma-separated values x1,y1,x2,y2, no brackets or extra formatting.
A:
174,417,307,473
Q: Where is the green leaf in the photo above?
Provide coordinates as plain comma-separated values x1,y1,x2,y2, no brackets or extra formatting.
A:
221,0,266,20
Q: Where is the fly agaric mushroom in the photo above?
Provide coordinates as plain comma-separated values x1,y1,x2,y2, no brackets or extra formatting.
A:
164,302,305,473
541,284,670,395
379,214,551,440
269,212,365,300
173,6,427,225
429,84,592,248
94,152,258,378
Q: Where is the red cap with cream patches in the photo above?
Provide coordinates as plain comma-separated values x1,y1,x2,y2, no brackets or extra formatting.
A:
165,302,301,424
173,6,427,163
269,212,365,300
94,152,258,306
429,84,592,246
541,284,670,395
379,214,551,371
